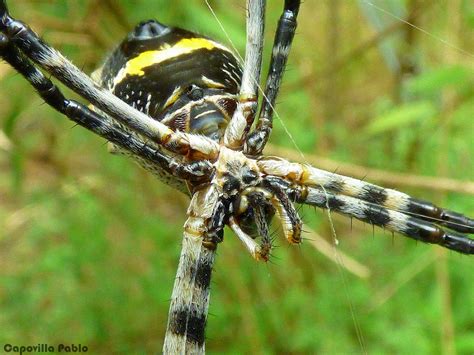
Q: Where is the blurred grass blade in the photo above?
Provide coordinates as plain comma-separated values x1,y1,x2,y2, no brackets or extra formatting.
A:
304,225,371,279
407,65,474,95
366,100,436,135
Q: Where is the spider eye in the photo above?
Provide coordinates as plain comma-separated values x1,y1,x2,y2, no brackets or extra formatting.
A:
186,85,204,101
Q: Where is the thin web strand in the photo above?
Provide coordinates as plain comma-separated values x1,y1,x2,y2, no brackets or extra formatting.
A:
205,1,367,351
205,0,306,162
363,0,474,59
204,2,471,352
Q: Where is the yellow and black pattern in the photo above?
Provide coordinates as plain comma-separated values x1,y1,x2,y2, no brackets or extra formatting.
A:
97,20,242,141
1,1,473,354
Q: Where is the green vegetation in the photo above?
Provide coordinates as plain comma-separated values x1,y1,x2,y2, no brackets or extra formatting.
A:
1,1,473,353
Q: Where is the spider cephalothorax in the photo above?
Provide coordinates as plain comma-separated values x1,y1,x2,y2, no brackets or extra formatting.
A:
207,146,304,260
1,0,472,353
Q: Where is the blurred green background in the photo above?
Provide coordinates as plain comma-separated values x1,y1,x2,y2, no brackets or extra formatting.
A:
1,0,473,353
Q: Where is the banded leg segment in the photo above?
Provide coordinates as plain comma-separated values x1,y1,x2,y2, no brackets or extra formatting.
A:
224,0,265,149
0,3,218,160
164,234,215,354
164,230,215,354
164,186,223,354
258,158,474,234
282,182,474,254
0,39,211,182
246,0,301,155
0,39,211,183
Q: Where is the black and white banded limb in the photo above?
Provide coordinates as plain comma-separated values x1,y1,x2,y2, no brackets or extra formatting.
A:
0,4,220,161
1,0,473,354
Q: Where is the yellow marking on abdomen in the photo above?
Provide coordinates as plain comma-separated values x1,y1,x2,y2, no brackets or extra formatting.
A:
113,38,232,87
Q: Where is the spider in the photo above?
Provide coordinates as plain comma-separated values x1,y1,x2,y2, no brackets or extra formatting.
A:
1,0,473,353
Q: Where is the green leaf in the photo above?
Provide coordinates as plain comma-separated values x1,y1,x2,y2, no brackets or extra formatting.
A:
450,99,474,126
407,65,473,95
366,101,437,135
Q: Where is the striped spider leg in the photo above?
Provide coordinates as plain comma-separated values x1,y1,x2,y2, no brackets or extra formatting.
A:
245,0,301,156
1,0,473,354
165,0,304,352
257,159,474,254
0,2,229,353
0,0,298,352
221,0,302,253
231,0,473,255
0,37,213,187
0,1,220,163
